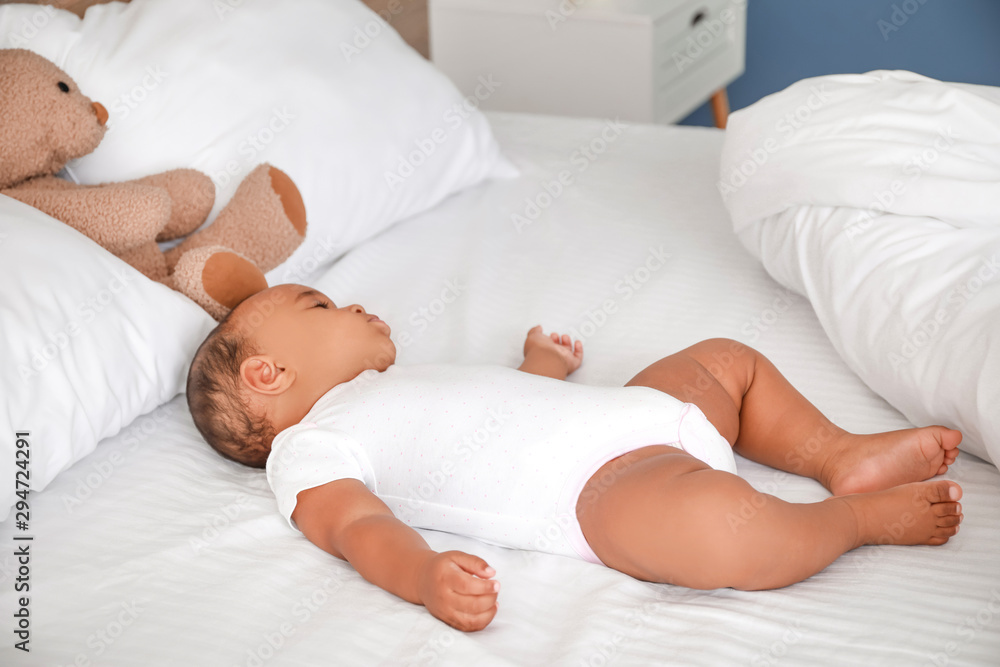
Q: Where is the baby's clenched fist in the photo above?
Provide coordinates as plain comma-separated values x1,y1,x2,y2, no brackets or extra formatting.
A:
416,550,499,632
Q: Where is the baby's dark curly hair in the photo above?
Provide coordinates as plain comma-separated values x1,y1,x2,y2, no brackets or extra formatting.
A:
187,311,276,468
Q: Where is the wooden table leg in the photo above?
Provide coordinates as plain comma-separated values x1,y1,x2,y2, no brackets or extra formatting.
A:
710,89,730,129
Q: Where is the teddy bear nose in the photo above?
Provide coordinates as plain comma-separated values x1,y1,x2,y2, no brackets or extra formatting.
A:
92,102,109,127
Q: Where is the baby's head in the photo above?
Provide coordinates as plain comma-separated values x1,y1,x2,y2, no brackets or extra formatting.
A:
186,283,396,468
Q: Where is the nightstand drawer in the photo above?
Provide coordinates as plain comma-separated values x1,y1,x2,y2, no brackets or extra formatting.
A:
654,0,745,122
653,0,732,50
654,0,745,87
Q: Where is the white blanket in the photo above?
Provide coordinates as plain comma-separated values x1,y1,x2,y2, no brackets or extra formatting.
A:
720,70,1000,468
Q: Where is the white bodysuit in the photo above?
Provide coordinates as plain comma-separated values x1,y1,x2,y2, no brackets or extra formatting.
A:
266,364,738,563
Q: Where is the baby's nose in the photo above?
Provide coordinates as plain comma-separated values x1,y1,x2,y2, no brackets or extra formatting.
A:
349,304,366,314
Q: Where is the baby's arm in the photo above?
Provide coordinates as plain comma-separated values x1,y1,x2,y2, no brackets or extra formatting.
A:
293,479,499,631
517,325,583,380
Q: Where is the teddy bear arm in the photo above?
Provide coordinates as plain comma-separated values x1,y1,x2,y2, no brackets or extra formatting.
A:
127,169,216,242
5,183,173,255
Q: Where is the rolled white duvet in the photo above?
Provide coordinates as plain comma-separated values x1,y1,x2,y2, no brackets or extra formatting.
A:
720,70,1000,468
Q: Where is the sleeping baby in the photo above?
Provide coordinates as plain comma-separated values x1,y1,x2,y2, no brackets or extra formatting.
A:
186,283,964,632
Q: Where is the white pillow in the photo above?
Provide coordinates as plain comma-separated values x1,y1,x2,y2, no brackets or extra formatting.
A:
0,0,517,282
0,195,216,521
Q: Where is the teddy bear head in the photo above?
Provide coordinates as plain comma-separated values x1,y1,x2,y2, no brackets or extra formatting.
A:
0,48,109,190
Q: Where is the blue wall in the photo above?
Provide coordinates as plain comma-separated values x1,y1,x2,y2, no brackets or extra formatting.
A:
679,0,1000,127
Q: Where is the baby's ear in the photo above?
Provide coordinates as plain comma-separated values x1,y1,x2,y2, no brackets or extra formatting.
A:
240,355,292,395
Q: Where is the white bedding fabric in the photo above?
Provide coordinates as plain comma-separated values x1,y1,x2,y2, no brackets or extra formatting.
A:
720,71,1000,469
2,112,999,666
0,196,215,522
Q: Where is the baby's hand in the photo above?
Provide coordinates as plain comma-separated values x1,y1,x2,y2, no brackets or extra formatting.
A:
523,325,584,376
416,551,499,632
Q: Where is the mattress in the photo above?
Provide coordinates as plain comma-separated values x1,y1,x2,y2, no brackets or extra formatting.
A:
2,111,998,666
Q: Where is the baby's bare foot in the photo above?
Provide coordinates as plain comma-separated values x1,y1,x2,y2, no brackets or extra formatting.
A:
844,479,963,548
823,426,961,496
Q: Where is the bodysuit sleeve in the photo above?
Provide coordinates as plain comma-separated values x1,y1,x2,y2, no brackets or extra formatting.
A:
265,422,373,531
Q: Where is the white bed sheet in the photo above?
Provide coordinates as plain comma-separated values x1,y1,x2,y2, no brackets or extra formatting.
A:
2,111,999,666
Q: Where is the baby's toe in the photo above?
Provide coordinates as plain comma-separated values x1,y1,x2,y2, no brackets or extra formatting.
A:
926,480,962,503
927,532,953,546
933,501,961,517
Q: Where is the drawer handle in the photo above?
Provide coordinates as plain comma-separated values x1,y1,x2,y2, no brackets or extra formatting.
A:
691,9,706,26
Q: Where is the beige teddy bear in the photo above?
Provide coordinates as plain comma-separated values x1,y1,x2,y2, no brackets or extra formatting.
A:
0,48,307,320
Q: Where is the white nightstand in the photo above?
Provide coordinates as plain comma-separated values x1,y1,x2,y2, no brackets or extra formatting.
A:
429,0,746,128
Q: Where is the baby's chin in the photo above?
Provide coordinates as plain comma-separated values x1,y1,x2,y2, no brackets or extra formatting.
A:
379,342,398,370
375,350,397,371
356,342,396,373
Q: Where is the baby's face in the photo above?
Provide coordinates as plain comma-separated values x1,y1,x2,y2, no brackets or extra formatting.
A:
231,283,396,384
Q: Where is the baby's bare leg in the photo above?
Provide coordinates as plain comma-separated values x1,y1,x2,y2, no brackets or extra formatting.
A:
575,449,962,590
626,339,961,495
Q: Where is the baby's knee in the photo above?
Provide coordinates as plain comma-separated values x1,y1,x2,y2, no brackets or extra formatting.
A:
688,338,756,374
683,338,759,414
